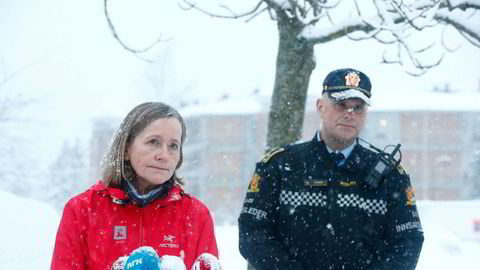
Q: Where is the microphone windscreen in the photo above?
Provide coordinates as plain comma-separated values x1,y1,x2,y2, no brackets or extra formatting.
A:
191,253,223,270
124,246,160,270
158,255,187,270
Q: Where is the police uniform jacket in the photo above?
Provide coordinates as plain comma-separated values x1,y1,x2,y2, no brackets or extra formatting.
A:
238,136,424,270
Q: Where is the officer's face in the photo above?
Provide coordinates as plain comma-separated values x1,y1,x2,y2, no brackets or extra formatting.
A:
317,96,367,149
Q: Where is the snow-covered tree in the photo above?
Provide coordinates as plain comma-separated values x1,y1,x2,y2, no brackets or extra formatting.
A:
46,139,89,210
0,72,42,198
105,0,479,150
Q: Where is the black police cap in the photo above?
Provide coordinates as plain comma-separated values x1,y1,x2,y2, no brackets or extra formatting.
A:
322,68,372,105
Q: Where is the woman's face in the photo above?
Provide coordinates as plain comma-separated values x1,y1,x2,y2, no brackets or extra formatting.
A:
126,117,182,193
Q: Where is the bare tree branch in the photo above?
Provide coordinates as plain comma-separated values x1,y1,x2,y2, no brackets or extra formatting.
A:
388,0,439,31
302,17,377,43
404,54,444,76
104,0,167,62
383,29,445,76
0,95,43,122
266,5,278,20
263,0,285,11
245,6,271,22
313,0,343,9
180,0,265,20
295,0,479,74
382,48,402,65
371,31,398,44
457,27,480,47
0,50,56,89
346,0,387,42
444,0,480,10
345,27,382,41
435,8,480,48
306,0,322,16
440,25,461,52
106,0,479,76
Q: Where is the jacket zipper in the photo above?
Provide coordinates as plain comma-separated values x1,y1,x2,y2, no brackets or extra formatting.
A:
327,175,336,267
139,210,144,245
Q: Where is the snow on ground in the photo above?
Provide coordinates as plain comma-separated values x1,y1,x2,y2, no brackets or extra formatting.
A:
0,190,60,270
1,191,479,269
416,201,480,269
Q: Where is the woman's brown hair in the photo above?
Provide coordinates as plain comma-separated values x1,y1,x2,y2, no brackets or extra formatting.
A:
100,102,187,187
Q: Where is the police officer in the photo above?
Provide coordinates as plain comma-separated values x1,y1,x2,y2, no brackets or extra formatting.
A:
238,68,424,270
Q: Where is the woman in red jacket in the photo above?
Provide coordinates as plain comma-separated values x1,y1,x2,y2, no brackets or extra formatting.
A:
51,102,219,270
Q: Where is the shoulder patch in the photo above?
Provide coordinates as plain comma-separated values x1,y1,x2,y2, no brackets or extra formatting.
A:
247,173,261,193
260,147,285,163
405,186,416,206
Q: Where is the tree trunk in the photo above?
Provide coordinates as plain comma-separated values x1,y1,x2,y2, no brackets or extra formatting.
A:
266,14,316,149
246,13,316,270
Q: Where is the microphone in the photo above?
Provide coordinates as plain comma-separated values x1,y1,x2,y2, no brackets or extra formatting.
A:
158,255,187,270
191,253,223,270
124,246,161,270
116,246,189,270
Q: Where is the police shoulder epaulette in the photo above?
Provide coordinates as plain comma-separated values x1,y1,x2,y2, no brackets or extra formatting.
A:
260,147,285,163
396,164,408,175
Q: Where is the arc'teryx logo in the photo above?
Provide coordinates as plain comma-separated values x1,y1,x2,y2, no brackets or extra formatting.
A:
160,234,179,248
164,235,175,243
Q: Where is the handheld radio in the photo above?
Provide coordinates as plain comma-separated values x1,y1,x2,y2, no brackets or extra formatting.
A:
363,142,402,188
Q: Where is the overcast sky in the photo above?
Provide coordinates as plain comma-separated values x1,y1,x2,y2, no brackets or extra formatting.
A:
1,0,479,159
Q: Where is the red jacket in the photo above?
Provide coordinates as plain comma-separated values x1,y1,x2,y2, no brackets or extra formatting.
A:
51,181,218,270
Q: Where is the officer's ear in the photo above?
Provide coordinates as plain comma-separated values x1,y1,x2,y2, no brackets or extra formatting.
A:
316,98,325,114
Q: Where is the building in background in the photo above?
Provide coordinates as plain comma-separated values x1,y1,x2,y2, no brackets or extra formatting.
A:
89,92,480,224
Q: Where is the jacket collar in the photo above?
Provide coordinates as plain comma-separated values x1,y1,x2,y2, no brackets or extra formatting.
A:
89,180,184,206
341,144,374,172
311,134,374,172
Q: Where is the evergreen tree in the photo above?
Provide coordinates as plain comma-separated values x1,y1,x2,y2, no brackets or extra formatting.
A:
46,139,89,210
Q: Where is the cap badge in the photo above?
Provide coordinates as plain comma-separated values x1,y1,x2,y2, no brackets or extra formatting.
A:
345,72,361,87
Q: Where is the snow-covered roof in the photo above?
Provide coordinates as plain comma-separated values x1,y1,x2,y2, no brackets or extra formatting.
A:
180,91,480,116
370,90,480,111
180,97,265,117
